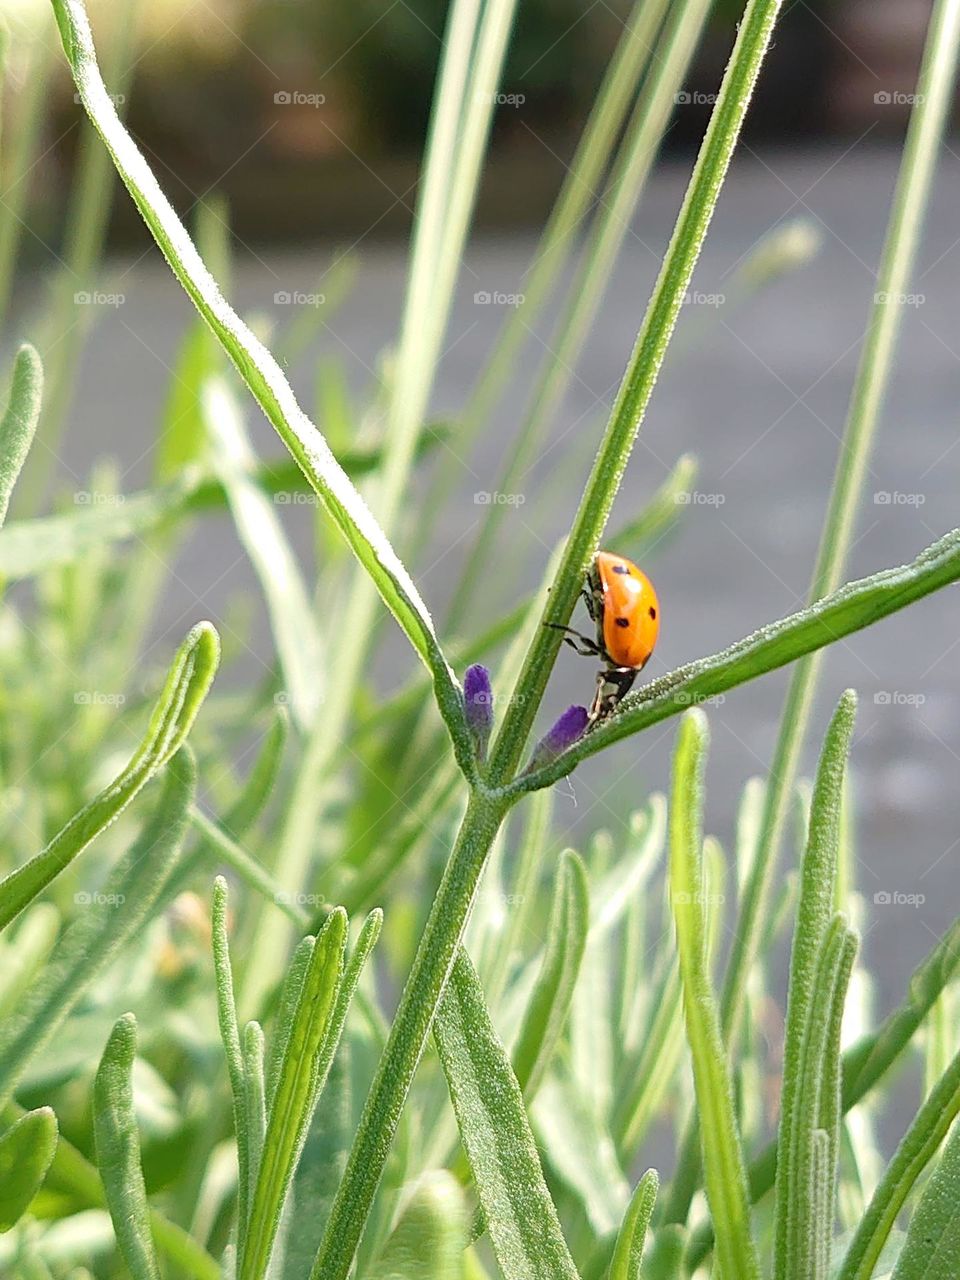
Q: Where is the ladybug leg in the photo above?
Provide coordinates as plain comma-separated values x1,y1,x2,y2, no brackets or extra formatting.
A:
543,622,601,658
588,666,638,725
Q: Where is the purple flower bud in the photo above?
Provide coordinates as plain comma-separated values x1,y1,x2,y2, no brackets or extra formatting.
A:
464,664,494,757
527,705,589,772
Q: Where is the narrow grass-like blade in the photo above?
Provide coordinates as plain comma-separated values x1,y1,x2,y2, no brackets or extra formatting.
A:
190,810,308,928
0,622,217,932
92,1014,160,1280
0,1107,57,1231
202,376,324,729
366,1171,467,1280
0,748,195,1104
610,1169,659,1280
837,1044,960,1280
511,849,588,1100
783,917,858,1279
668,711,760,1280
433,948,579,1280
534,1071,630,1239
240,909,346,1280
5,1101,218,1279
242,1021,267,1222
687,914,960,1270
52,0,470,768
775,692,856,1279
0,345,41,526
891,1112,960,1279
211,876,250,1235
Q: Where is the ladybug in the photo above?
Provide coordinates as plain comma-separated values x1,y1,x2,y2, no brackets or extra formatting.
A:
549,551,660,724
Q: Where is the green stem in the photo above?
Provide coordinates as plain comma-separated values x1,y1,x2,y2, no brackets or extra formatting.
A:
486,0,787,785
310,788,508,1280
444,0,711,632
661,0,960,1225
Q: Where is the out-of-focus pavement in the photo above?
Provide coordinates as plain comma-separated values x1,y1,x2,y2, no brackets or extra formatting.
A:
30,144,960,1048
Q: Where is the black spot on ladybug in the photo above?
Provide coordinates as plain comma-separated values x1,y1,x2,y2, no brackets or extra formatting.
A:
615,616,630,628
649,607,657,619
612,564,630,574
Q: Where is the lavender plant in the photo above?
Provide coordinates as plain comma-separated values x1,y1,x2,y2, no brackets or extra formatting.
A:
0,0,956,1276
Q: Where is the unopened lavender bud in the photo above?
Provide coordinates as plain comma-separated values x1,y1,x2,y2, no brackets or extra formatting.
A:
464,664,494,757
527,705,589,772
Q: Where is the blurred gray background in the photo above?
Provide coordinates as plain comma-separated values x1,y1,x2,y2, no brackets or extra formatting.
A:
2,0,959,1134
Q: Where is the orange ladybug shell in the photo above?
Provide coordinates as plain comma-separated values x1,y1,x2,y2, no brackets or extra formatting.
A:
596,552,659,670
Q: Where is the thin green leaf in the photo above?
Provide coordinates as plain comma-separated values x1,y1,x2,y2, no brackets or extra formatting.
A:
4,1102,219,1280
211,876,249,1238
643,1225,687,1280
219,706,288,837
811,1129,831,1280
533,1072,630,1239
0,904,59,1021
510,530,960,794
0,748,196,1104
483,788,554,1005
891,1110,960,1279
432,948,579,1280
775,692,857,1279
284,1047,352,1280
842,914,960,1107
202,375,324,729
668,710,759,1280
783,917,858,1280
0,345,41,527
242,1021,267,1224
511,849,589,1100
240,909,346,1280
610,1169,659,1280
0,1107,58,1232
366,1171,467,1280
264,936,315,1110
53,0,472,771
838,1043,960,1280
686,913,960,1271
92,1014,160,1280
0,621,218,932
190,810,308,928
